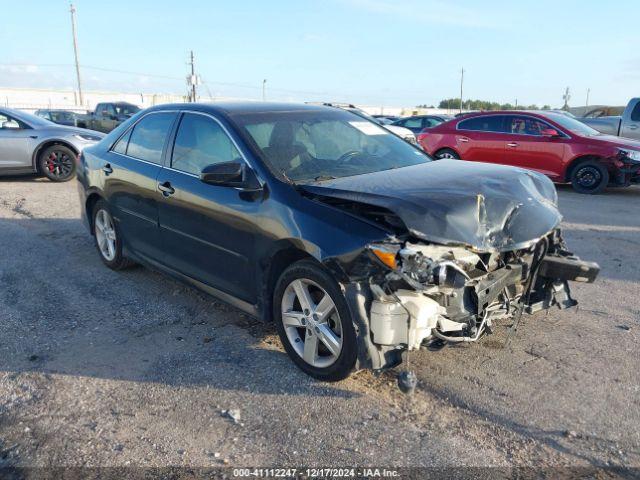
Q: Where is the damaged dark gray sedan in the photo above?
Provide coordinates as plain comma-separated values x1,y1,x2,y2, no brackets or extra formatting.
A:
77,102,599,382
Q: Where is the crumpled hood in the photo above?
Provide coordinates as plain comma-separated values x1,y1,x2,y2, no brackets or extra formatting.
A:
300,160,562,252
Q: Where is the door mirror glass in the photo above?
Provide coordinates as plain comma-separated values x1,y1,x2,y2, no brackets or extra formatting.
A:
200,161,245,186
1,120,20,130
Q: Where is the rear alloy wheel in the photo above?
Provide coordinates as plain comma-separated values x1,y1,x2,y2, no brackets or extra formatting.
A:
92,200,135,270
274,261,357,381
435,148,460,160
39,145,77,182
570,160,609,194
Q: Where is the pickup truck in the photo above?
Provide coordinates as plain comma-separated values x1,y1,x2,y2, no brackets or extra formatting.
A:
581,98,640,140
76,102,141,133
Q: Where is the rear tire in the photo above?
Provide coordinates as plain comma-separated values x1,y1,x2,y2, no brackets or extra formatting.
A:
434,148,460,160
570,160,608,194
38,145,77,182
273,260,357,381
92,200,136,270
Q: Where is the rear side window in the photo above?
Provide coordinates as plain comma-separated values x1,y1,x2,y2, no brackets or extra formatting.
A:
458,116,505,132
631,102,640,122
126,112,176,164
171,113,242,175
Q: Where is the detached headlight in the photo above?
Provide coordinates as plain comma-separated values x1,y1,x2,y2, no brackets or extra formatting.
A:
619,149,640,162
73,134,102,142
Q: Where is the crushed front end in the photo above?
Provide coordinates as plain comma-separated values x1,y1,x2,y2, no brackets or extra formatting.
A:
350,230,599,371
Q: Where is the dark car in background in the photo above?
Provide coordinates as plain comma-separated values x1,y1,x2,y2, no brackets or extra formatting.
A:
392,114,452,134
77,102,598,381
77,102,141,133
34,109,83,127
419,110,640,193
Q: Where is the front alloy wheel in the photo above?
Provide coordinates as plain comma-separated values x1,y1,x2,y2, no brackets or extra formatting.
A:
39,145,77,182
274,260,357,381
281,278,343,368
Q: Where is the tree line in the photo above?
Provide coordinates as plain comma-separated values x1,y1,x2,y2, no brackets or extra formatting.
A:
417,99,553,111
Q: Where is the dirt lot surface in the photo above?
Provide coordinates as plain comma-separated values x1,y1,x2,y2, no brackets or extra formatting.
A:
1,176,639,473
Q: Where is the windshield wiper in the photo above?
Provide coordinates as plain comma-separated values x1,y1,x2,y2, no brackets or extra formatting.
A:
313,175,336,181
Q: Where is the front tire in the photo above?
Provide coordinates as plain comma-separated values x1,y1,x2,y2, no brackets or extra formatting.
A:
38,145,77,182
273,260,357,381
570,160,609,194
92,200,135,270
434,148,460,160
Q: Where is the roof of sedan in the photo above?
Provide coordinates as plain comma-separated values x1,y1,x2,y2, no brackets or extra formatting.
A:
148,101,332,115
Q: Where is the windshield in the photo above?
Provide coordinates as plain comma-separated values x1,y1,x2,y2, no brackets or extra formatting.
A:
114,104,140,116
234,109,430,182
546,113,600,136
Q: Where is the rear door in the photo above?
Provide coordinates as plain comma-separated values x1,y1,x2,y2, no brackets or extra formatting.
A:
104,111,178,261
502,115,567,180
454,115,506,163
157,112,261,302
0,112,35,169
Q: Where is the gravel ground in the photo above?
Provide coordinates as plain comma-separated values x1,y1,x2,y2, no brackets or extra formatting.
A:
0,176,638,473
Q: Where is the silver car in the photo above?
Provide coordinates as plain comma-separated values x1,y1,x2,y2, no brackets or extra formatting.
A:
0,107,105,182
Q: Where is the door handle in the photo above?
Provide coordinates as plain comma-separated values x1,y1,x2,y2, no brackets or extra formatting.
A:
459,137,470,143
29,135,38,139
507,142,519,148
158,181,175,196
102,163,113,175
628,124,638,130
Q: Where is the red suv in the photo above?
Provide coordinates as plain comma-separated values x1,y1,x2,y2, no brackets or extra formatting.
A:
418,111,640,193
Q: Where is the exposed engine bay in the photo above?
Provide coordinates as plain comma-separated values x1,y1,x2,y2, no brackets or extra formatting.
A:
364,229,599,354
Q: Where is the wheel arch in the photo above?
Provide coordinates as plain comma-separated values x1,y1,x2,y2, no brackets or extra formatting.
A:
564,155,606,182
259,245,317,322
433,146,460,158
32,139,79,173
84,191,104,234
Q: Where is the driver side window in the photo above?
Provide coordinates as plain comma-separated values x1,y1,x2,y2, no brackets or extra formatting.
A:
0,113,27,130
171,113,242,176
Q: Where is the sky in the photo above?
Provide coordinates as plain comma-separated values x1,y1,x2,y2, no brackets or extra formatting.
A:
1,0,638,108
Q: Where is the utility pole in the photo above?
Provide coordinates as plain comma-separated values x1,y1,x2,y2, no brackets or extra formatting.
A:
262,79,267,101
459,67,464,114
188,51,197,102
562,86,571,111
69,3,83,106
586,88,590,108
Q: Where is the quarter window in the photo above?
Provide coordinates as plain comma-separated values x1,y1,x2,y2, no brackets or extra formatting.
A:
126,112,176,164
112,129,132,155
171,113,242,175
457,116,504,132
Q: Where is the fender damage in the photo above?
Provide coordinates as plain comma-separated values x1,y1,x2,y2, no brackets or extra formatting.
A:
303,161,600,370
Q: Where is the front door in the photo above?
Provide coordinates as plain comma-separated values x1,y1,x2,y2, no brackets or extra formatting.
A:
157,112,261,302
0,112,34,169
502,115,567,180
103,111,178,261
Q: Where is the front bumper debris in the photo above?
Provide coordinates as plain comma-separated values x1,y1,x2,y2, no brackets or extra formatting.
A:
350,231,599,371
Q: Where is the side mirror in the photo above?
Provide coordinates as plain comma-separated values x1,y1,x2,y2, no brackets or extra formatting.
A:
200,161,252,188
1,120,20,130
541,128,561,138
